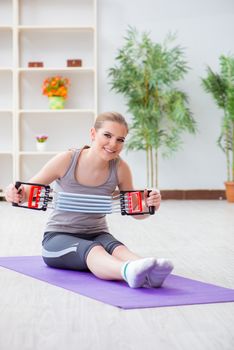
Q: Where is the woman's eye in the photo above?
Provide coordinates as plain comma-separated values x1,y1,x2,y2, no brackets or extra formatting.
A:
104,133,111,138
117,138,125,143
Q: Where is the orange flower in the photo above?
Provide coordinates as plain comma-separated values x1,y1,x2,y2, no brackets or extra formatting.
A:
42,76,70,99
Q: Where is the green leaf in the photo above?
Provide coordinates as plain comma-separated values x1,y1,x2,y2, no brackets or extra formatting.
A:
109,28,197,186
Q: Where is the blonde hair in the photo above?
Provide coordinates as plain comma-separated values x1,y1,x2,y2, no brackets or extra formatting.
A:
94,112,129,133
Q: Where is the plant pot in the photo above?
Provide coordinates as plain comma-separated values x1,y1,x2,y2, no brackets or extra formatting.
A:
224,181,234,202
36,142,47,152
48,96,65,110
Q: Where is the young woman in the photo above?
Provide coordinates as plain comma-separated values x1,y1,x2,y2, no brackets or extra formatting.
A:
5,112,173,288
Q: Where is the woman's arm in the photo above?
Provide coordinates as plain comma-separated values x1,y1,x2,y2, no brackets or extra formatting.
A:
5,150,73,204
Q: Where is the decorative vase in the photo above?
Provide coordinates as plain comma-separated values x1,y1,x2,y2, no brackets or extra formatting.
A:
48,96,65,110
36,142,47,152
224,181,234,203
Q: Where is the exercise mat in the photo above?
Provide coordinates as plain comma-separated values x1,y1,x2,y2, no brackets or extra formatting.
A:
0,256,234,309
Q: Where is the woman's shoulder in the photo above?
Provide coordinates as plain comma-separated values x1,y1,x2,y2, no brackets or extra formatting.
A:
45,150,75,178
55,146,89,175
54,149,74,163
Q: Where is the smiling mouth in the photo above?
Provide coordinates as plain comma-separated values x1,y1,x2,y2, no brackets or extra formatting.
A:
103,147,116,154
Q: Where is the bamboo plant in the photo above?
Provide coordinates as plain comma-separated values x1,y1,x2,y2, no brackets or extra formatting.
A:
109,28,196,187
201,55,234,183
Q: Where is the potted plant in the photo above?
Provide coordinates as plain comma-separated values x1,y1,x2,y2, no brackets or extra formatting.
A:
109,28,196,187
42,76,70,109
201,55,234,202
36,134,48,152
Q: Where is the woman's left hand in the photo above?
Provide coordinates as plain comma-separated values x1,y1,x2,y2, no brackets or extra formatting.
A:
144,189,161,211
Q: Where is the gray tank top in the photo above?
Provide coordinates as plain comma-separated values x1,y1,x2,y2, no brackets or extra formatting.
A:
45,147,119,234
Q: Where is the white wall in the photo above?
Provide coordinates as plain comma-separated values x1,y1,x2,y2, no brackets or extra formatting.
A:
97,0,234,189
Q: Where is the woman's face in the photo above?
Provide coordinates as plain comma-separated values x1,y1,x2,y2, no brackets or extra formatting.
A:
91,121,128,160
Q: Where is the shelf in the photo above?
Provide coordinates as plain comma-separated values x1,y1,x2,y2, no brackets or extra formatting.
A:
19,72,95,110
0,26,12,31
19,67,95,73
20,112,94,152
19,29,95,68
0,0,97,185
0,109,12,113
0,68,13,72
19,0,95,27
20,151,60,156
19,109,95,114
18,26,95,32
0,152,13,156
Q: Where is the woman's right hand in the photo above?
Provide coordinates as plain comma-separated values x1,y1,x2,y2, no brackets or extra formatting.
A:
5,183,25,204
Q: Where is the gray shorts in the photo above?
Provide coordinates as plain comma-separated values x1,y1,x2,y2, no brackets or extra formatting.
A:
42,231,124,270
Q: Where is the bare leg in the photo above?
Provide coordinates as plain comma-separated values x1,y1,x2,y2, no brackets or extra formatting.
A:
86,245,123,280
86,245,142,280
112,245,141,261
86,245,156,288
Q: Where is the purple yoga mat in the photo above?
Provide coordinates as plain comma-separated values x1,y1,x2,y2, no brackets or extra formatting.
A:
0,256,234,309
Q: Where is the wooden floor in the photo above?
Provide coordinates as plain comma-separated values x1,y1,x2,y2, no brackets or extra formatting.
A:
0,200,234,350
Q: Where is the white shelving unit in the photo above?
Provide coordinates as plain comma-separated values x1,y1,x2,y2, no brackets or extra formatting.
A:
0,0,97,189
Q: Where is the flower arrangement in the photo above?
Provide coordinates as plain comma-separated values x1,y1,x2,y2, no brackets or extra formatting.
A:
36,135,48,143
42,76,70,99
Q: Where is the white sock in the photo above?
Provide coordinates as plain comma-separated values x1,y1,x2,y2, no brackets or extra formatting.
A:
121,257,155,288
145,258,174,288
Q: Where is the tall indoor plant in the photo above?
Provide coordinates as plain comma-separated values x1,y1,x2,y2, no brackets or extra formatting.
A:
109,28,196,187
202,55,234,202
